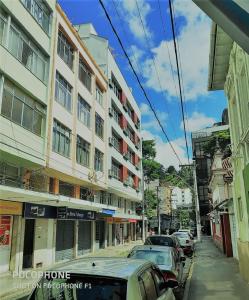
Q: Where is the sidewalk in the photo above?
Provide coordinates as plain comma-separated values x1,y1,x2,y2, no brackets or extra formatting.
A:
187,236,249,300
0,240,143,300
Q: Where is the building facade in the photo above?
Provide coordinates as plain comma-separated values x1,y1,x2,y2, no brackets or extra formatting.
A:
74,23,144,243
208,23,249,282
0,2,143,281
191,122,229,233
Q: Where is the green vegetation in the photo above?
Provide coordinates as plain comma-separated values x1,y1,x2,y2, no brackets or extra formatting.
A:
203,130,231,158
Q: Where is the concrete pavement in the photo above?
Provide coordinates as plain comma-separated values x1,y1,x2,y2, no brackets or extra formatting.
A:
187,236,249,300
0,240,143,300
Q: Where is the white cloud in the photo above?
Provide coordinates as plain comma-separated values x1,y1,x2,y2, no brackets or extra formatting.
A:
139,103,168,132
119,0,152,42
141,130,189,169
182,112,216,132
134,0,211,101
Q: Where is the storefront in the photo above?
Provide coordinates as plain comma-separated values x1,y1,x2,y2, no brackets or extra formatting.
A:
56,207,96,262
0,200,22,273
23,203,57,269
106,217,129,245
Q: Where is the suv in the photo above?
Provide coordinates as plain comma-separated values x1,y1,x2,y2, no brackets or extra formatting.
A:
28,257,177,300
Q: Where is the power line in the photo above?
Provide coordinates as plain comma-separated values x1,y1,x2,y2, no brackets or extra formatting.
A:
99,0,183,165
134,0,178,141
168,0,190,163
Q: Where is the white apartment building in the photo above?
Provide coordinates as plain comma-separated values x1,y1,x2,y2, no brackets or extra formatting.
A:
0,3,143,285
0,0,56,274
171,187,193,210
74,23,143,245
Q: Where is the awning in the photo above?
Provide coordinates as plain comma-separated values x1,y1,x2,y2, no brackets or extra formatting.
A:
128,219,137,223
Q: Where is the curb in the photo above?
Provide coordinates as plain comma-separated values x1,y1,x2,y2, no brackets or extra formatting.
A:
183,259,195,300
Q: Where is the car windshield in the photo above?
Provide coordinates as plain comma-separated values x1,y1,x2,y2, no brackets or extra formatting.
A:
174,233,189,238
145,236,174,247
129,250,172,266
30,275,127,300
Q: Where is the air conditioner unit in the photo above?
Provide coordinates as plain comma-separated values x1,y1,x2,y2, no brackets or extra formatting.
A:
135,142,140,149
109,107,114,117
123,152,129,160
123,179,129,186
108,79,113,89
135,164,140,170
123,128,128,136
109,137,114,146
123,103,128,112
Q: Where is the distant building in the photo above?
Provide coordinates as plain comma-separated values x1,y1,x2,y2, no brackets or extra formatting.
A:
171,187,193,210
191,120,229,232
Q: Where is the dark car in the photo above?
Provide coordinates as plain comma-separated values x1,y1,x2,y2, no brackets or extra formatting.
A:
145,235,185,265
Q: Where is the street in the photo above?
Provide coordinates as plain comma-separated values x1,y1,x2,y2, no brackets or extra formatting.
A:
185,237,249,300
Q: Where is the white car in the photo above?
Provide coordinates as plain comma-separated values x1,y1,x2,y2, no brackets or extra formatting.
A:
28,257,177,300
178,229,194,239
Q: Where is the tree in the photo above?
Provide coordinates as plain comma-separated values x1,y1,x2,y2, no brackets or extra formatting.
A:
167,165,177,174
142,140,156,160
144,189,157,219
203,130,230,158
143,160,161,183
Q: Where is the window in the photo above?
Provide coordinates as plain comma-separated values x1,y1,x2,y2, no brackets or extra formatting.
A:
52,120,71,157
112,131,120,151
238,197,243,221
59,181,74,197
1,79,45,136
111,76,121,100
80,187,94,202
78,95,91,128
124,199,127,213
127,172,134,187
0,14,7,44
108,193,113,206
55,72,72,112
79,58,92,92
94,148,103,172
100,191,106,204
76,135,90,167
7,23,48,82
111,160,121,180
57,30,74,69
0,163,20,187
139,269,158,300
127,148,133,164
118,197,122,208
21,0,51,34
127,103,133,119
96,85,103,106
127,126,134,142
112,104,121,124
95,113,104,139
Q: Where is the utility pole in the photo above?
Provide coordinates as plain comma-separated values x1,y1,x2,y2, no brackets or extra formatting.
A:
193,161,201,241
157,185,161,235
141,158,145,242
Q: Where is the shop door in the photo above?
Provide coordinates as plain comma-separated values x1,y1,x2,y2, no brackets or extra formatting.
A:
56,220,74,262
78,221,91,256
112,224,116,246
96,221,105,249
0,216,12,273
23,219,35,269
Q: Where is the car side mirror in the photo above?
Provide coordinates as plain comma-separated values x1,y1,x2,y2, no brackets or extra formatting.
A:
180,256,186,262
165,279,179,289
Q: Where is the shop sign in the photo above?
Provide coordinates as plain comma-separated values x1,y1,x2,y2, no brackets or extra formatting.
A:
0,200,22,215
101,209,115,216
57,207,96,220
128,219,137,223
106,217,128,224
0,216,11,246
23,203,57,219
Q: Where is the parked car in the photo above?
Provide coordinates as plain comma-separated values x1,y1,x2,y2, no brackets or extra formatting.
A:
127,245,184,285
28,257,177,300
172,232,194,256
144,235,185,265
178,229,194,239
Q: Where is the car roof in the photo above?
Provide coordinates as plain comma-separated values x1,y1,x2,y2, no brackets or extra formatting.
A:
131,245,174,252
50,257,152,279
146,235,173,238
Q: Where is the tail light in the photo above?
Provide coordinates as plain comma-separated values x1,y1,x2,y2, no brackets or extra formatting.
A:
186,240,189,244
162,271,177,282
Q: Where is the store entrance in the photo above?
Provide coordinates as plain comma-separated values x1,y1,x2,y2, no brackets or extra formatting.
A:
23,219,35,269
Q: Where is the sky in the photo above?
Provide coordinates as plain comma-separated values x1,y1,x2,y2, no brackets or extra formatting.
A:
58,0,228,169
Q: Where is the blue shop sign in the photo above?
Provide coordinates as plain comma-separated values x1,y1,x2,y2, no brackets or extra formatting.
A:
101,209,115,216
57,207,96,220
23,203,57,219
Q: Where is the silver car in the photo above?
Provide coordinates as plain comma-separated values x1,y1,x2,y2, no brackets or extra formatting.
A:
127,245,183,285
28,257,176,300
